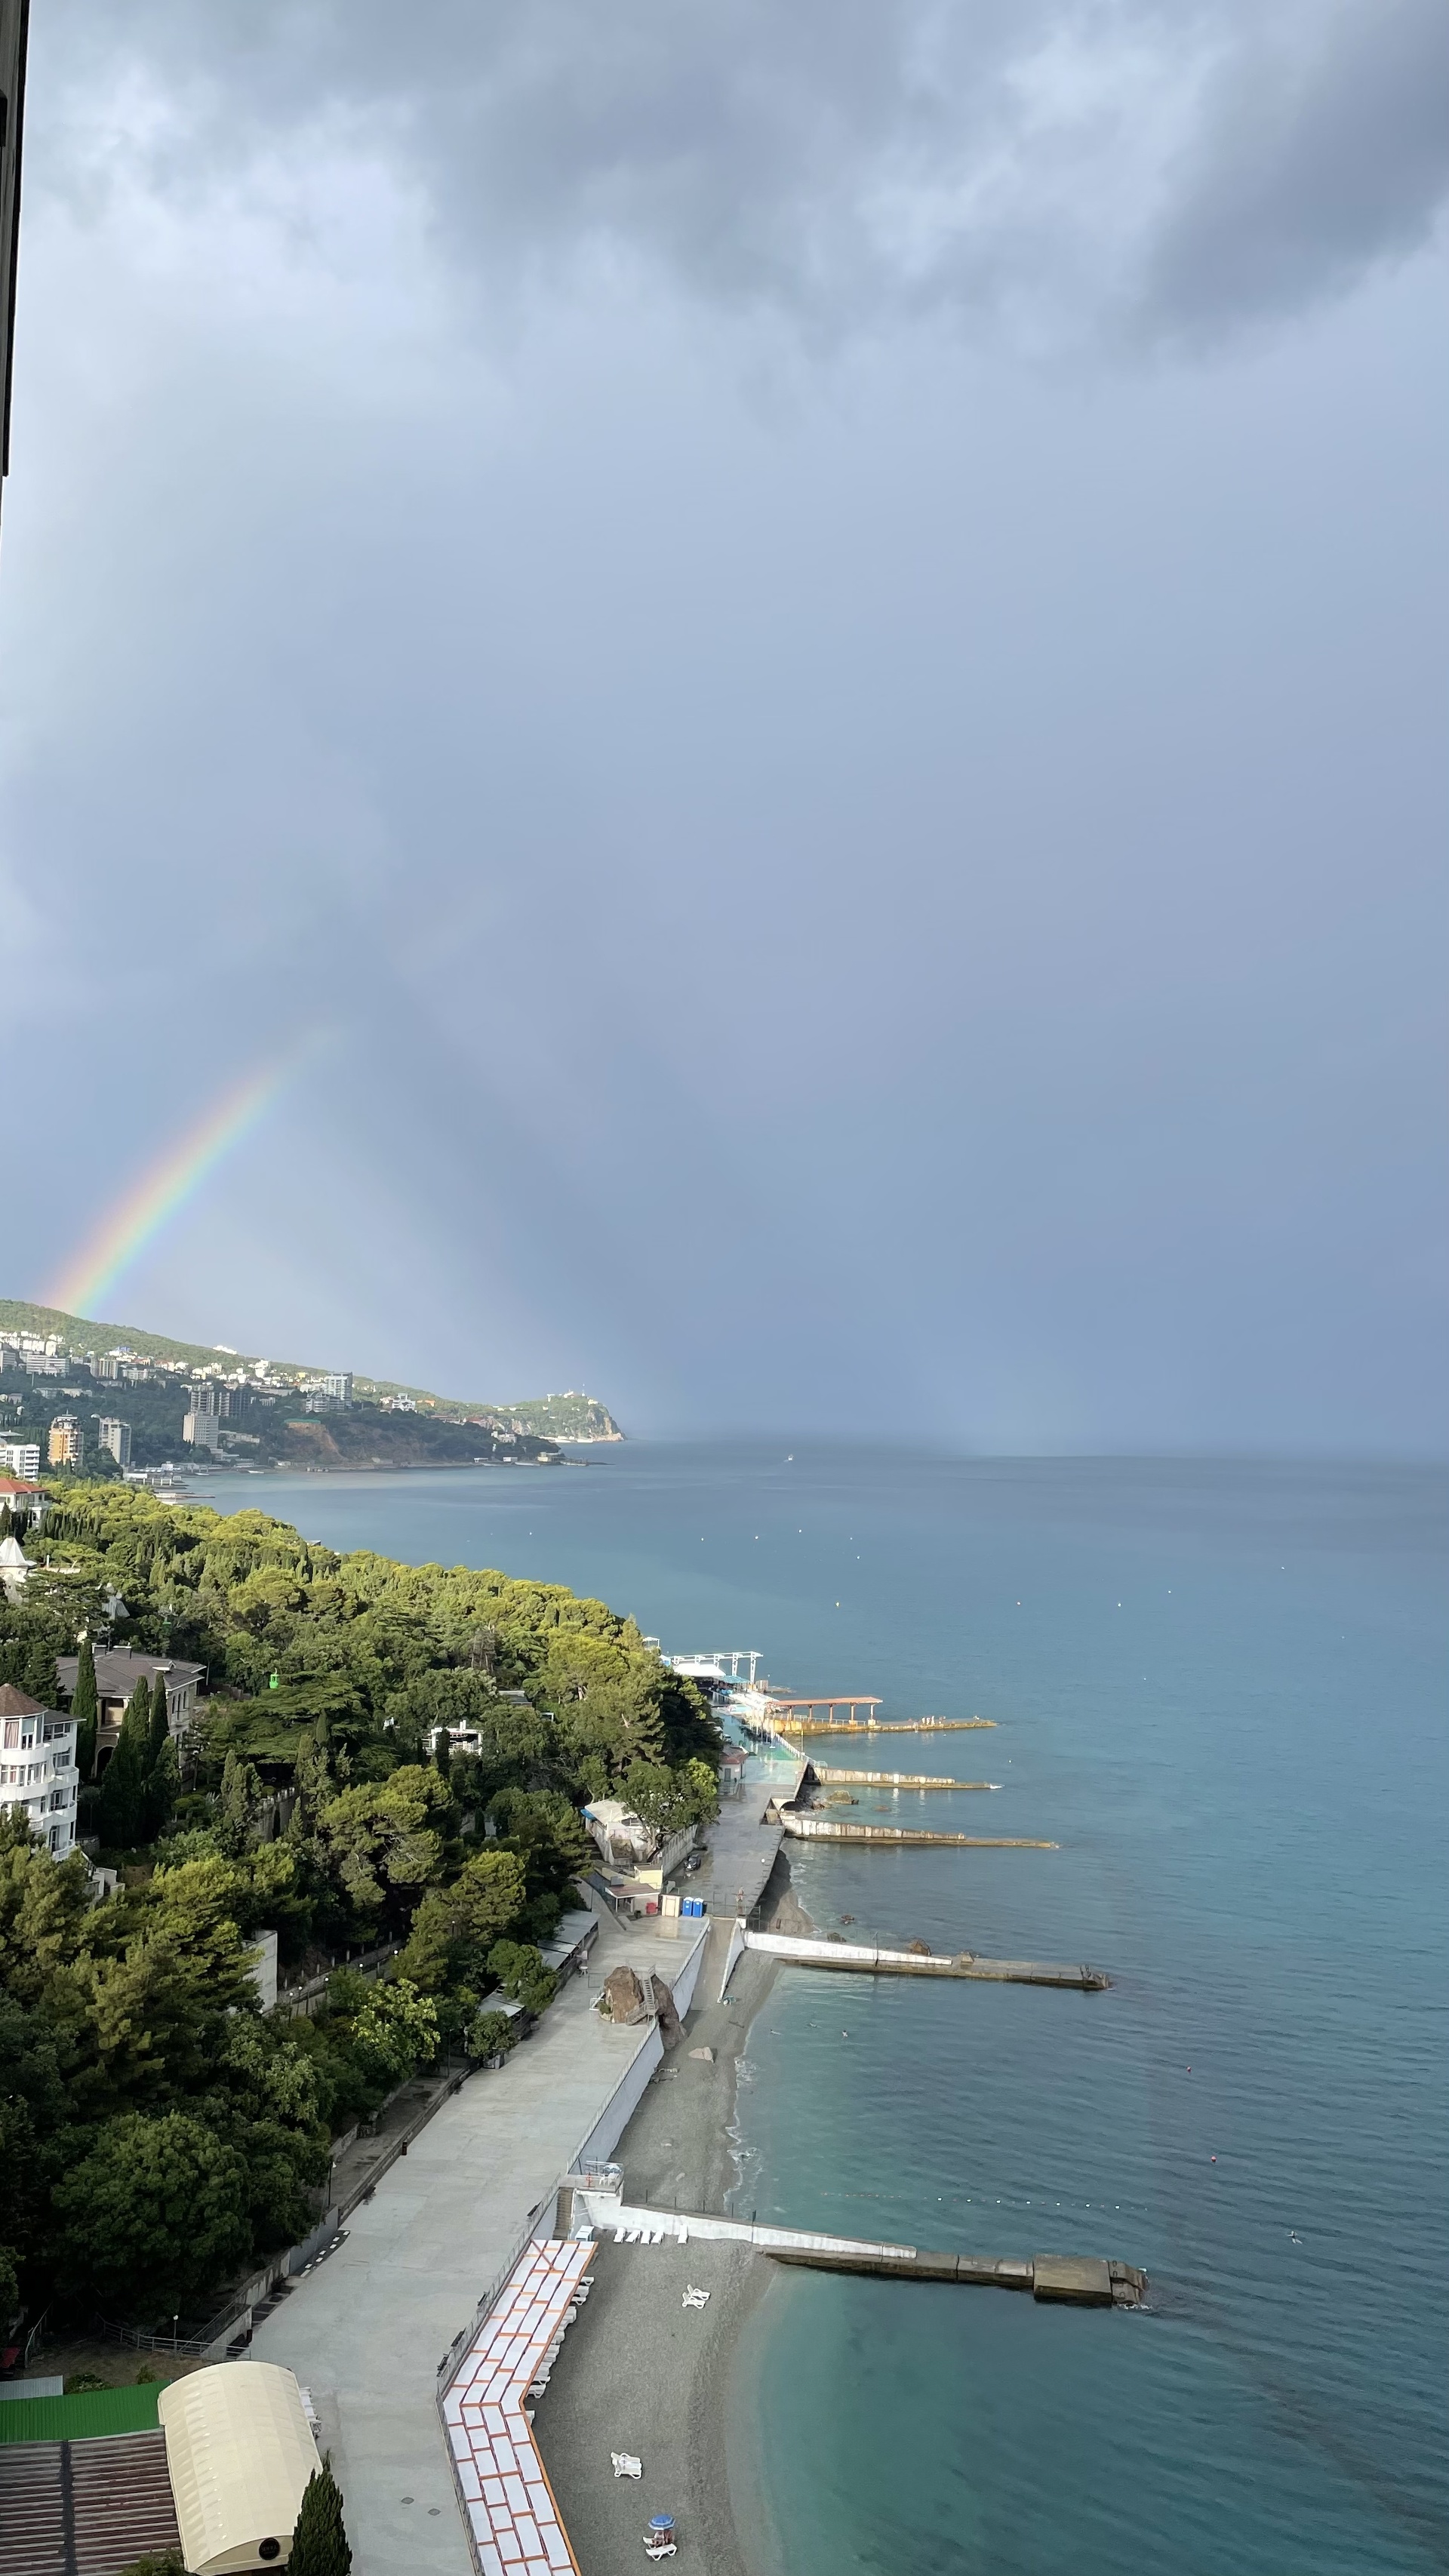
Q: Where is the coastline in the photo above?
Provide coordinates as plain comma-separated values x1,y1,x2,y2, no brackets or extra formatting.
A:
533,1893,795,2576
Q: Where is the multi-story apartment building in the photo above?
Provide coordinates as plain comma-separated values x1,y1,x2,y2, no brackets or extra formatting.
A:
97,1418,133,1468
0,1439,41,1479
0,1685,79,1856
183,1380,229,1449
48,1415,83,1467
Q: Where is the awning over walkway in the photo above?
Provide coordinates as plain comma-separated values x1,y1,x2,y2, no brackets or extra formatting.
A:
158,2362,321,2574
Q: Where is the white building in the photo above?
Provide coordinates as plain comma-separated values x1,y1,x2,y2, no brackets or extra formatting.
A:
182,1409,221,1451
0,1440,40,1479
97,1418,132,1468
580,1799,657,1867
0,1686,79,1856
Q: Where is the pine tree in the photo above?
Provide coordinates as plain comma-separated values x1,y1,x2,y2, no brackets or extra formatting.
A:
72,1638,99,1780
289,2460,352,2576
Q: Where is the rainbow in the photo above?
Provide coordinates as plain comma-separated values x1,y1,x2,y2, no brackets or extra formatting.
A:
44,1057,294,1319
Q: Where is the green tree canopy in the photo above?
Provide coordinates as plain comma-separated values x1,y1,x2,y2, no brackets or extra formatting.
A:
396,1848,528,1997
53,2110,252,2322
312,1768,451,1916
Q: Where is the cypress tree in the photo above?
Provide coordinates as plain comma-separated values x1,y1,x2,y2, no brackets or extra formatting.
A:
144,1734,180,1840
23,1639,60,1708
147,1673,171,1771
72,1638,100,1781
97,1682,150,1851
217,1750,259,1854
289,2460,352,2576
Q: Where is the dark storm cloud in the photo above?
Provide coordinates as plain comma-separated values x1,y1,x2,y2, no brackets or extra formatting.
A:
1146,0,1449,331
3,0,1444,1451
42,0,1449,340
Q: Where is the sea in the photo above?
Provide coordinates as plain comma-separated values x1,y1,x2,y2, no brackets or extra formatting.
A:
202,1445,1449,2576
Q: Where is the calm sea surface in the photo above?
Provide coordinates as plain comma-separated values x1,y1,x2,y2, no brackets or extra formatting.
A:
203,1447,1449,2575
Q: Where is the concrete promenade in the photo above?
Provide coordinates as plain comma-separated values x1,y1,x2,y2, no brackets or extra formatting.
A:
251,1771,795,2576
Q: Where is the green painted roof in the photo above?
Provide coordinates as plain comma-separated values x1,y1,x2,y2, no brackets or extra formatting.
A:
0,2382,164,2444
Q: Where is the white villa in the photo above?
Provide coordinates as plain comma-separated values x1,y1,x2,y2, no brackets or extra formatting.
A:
0,1685,79,1857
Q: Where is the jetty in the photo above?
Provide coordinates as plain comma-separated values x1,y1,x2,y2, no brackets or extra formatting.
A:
725,1928,1109,1990
561,2184,1146,2310
762,1694,883,1725
774,1809,1056,1849
808,1765,993,1790
771,1713,997,1735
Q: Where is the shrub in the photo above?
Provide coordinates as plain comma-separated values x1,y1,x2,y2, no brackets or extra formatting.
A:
468,2008,518,2064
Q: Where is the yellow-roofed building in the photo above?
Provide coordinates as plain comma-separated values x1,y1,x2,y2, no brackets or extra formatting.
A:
158,2361,321,2573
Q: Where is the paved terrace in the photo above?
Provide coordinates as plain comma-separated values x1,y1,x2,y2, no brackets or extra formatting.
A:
251,1769,795,2576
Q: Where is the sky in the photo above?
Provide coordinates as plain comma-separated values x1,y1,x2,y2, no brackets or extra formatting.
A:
1,0,1445,1451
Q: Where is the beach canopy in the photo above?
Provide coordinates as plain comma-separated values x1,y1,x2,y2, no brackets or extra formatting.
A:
158,2362,321,2574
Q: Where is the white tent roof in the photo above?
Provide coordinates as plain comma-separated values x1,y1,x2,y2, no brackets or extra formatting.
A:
158,2362,321,2574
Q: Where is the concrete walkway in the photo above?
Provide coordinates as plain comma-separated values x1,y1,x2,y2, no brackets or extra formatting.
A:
252,1910,700,2576
685,1756,803,1920
250,1774,793,2576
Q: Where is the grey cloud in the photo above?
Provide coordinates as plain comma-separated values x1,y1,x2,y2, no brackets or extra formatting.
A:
1144,0,1449,332
39,0,1449,340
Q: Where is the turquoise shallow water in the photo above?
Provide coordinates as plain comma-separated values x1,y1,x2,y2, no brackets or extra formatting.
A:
204,1448,1449,2574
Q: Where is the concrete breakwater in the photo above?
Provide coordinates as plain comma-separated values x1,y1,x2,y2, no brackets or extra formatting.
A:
808,1765,993,1790
737,1928,1110,1990
774,1808,1057,1849
564,2190,1146,2311
768,2246,1147,2308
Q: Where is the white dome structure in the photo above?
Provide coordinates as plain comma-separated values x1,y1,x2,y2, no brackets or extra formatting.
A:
158,2362,321,2574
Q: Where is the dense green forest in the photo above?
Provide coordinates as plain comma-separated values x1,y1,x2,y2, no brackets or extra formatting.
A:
0,1485,715,2332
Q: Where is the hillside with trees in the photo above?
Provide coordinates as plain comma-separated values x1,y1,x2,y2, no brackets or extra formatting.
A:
0,1367,569,1476
0,1485,715,2336
0,1299,622,1443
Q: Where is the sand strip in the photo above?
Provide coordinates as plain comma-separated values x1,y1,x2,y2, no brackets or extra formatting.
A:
533,1879,798,2576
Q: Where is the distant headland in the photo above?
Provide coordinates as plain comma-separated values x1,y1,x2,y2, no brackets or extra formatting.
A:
0,1296,623,1479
